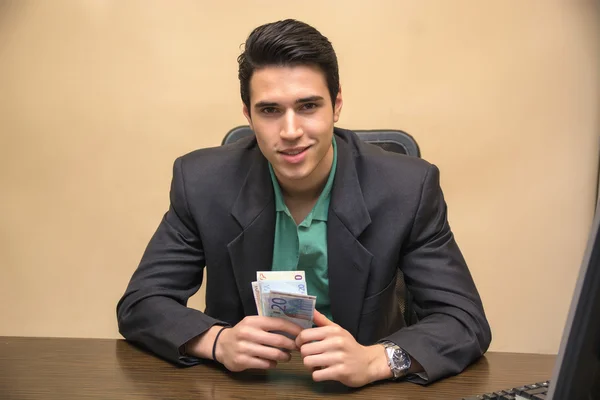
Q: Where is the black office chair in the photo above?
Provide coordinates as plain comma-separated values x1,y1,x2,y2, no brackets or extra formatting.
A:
222,125,420,327
222,125,420,158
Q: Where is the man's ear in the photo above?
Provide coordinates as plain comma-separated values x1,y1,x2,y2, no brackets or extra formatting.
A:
242,104,253,130
333,85,343,123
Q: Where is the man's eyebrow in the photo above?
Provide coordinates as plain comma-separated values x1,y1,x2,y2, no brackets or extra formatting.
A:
254,101,278,109
253,96,325,109
295,95,324,104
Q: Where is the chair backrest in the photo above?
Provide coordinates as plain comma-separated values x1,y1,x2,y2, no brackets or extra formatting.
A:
222,126,421,158
222,125,420,327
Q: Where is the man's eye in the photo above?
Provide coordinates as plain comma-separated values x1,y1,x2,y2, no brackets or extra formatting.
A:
301,103,318,110
261,107,279,114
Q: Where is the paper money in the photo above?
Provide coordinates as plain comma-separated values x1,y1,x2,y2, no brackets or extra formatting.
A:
251,271,315,328
265,290,316,329
257,271,305,282
258,280,307,296
258,280,307,315
251,281,263,316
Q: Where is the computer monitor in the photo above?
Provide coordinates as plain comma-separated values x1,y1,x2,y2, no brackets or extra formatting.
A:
547,199,600,399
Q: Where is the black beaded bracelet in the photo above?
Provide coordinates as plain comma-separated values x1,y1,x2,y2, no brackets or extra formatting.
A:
212,326,228,363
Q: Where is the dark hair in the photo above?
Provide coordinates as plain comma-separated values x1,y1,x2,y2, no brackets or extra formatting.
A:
238,19,339,114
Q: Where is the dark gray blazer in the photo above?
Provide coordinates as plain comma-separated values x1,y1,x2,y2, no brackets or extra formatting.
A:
117,127,491,383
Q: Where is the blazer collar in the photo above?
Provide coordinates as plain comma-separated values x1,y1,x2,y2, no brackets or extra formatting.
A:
230,130,372,235
230,147,273,229
228,146,275,316
329,131,372,236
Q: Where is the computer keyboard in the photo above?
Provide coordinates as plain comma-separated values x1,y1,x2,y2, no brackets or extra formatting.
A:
462,380,550,399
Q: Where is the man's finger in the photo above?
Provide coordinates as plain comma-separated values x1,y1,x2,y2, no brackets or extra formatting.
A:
299,338,331,357
312,364,343,382
247,329,299,351
240,355,278,370
295,326,335,347
313,309,335,327
244,342,293,362
251,316,304,336
302,353,337,369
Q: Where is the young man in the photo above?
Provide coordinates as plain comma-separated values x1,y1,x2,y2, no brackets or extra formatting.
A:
117,19,491,387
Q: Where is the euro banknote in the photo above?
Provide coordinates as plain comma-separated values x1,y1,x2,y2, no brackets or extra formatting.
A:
251,270,315,327
264,290,316,329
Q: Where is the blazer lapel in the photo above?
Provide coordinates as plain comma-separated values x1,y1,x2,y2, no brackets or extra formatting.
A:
328,134,373,336
228,149,275,316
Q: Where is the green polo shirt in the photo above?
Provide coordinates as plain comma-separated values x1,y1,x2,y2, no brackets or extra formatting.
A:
268,139,337,322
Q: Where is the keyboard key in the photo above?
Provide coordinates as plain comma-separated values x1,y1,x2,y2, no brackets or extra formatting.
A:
465,380,550,400
523,388,548,396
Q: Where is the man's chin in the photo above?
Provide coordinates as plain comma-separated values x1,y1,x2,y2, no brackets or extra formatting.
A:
280,173,310,182
274,168,311,183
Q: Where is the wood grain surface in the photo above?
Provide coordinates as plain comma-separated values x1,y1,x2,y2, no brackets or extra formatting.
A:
0,337,556,399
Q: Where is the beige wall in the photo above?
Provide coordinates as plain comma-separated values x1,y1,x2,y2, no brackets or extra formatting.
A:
0,1,598,355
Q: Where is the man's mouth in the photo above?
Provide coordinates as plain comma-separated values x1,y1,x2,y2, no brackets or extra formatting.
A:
279,146,310,156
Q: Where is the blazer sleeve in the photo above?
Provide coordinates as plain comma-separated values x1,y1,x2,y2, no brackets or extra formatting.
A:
382,164,492,383
116,156,227,366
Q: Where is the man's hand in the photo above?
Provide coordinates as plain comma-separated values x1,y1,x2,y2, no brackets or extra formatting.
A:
295,310,392,387
212,316,303,372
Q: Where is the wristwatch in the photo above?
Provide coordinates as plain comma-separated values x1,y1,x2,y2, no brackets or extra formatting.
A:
380,340,412,380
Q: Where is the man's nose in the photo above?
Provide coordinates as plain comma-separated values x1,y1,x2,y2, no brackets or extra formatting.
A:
279,110,303,141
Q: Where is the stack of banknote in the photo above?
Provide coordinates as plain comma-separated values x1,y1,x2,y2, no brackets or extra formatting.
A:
251,271,316,329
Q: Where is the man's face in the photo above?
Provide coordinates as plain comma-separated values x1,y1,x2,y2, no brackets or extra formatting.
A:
243,65,343,187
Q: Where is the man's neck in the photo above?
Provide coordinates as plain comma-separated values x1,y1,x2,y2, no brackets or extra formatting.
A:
276,144,334,224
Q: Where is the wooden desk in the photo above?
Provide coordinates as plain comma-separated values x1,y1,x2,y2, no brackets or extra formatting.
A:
0,337,555,400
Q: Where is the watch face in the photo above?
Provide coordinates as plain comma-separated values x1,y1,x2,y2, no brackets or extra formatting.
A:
389,346,411,378
394,349,410,369
382,342,410,379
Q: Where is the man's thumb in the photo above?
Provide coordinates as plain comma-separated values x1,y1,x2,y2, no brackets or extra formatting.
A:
313,309,335,327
